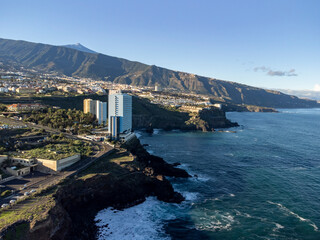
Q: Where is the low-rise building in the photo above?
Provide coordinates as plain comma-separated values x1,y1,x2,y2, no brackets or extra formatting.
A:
6,165,31,177
16,87,36,94
7,103,45,112
180,105,203,113
37,154,81,172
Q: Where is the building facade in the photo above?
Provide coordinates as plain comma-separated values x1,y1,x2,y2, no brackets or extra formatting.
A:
16,87,36,94
108,92,132,139
7,103,44,112
96,101,107,125
83,99,107,125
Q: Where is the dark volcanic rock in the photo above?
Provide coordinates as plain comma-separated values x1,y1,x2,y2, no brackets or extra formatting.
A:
1,137,189,240
124,137,191,178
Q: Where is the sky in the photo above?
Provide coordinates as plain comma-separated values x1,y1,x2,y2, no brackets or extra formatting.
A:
1,0,319,91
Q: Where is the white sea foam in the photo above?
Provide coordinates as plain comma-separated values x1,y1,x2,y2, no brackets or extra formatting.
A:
194,174,211,182
182,192,199,201
174,164,211,182
195,211,235,232
135,132,142,139
224,153,234,157
289,167,307,171
153,129,161,134
234,210,268,222
95,197,175,240
147,150,154,154
267,201,318,231
272,222,284,232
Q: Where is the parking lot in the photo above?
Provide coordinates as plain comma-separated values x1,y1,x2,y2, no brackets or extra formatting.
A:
0,171,59,206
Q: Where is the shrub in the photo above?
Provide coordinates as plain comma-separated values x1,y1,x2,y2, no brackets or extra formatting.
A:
1,190,12,198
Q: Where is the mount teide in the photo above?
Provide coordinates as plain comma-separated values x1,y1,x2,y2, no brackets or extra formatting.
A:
0,38,319,108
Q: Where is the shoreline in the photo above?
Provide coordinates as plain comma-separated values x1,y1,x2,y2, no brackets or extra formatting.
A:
0,137,190,240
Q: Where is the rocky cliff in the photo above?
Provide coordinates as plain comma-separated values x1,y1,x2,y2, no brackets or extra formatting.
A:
0,138,189,240
188,107,239,131
132,97,238,131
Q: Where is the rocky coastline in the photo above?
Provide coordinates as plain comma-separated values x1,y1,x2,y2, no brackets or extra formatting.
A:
1,137,190,240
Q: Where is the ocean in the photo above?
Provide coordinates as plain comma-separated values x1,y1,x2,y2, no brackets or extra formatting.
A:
95,108,320,240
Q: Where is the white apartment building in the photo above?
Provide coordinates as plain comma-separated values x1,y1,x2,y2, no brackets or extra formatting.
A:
96,101,107,125
108,92,132,139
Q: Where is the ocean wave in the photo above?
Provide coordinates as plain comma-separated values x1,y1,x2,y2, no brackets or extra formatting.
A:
182,192,199,201
135,132,142,139
224,153,234,157
234,210,268,222
267,201,318,232
272,222,284,232
153,129,161,134
289,167,307,171
147,150,154,154
173,164,211,182
195,211,235,232
95,197,174,240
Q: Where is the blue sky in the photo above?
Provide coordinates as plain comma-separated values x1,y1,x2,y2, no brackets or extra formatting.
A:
1,0,319,90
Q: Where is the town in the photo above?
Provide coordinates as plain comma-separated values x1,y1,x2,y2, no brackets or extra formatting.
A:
0,64,228,225
0,65,221,109
0,86,135,210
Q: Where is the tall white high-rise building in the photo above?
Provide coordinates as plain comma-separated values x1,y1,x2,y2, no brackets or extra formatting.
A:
108,92,132,138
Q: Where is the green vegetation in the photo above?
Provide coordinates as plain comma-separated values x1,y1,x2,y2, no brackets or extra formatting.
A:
0,190,12,198
132,97,192,130
24,108,97,134
3,222,29,240
1,38,320,108
0,149,135,235
0,128,30,138
0,187,56,232
78,150,132,179
0,128,41,155
0,104,7,112
0,146,5,154
16,136,92,160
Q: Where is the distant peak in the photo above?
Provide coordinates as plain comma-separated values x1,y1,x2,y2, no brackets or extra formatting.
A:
62,43,97,54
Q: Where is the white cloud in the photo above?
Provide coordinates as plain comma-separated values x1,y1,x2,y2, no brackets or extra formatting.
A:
253,66,297,77
314,84,320,92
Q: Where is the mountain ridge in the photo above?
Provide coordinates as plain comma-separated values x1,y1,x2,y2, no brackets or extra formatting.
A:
62,43,97,54
0,37,319,108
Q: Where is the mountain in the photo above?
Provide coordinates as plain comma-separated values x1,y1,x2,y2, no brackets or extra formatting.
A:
0,37,319,108
62,43,97,54
274,89,320,101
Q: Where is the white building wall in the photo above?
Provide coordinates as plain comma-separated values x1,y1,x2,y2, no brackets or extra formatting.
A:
96,101,107,125
108,93,132,135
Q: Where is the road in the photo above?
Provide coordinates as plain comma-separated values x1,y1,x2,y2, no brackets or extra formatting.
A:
0,115,114,206
1,115,79,139
0,144,114,206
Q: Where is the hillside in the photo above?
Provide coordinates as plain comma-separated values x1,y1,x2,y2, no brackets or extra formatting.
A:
0,95,237,130
0,38,319,108
62,43,97,54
